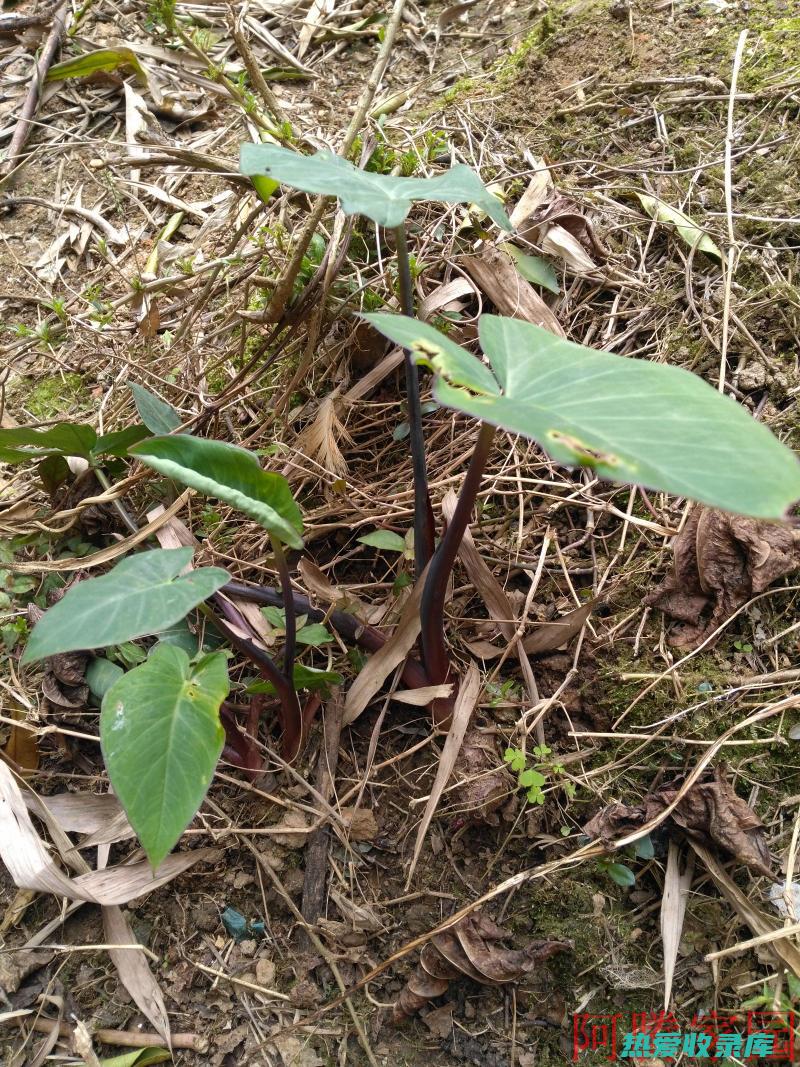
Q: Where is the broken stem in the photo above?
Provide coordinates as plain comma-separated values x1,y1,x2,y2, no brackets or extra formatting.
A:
421,421,496,712
393,222,435,578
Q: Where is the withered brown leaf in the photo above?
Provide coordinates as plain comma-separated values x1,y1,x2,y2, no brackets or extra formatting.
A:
450,727,510,824
393,911,572,1021
645,507,800,649
584,765,773,878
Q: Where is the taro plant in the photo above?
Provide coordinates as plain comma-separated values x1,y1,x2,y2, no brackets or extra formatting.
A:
240,143,514,577
363,312,800,721
19,431,340,868
240,143,800,726
13,148,800,872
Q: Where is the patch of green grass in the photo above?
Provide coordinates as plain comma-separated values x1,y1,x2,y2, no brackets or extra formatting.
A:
23,373,88,420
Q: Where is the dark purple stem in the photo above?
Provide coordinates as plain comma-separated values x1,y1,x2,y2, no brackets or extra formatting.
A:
421,421,496,707
393,223,435,580
271,535,296,681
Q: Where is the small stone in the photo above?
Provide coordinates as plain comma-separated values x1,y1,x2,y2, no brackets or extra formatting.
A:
271,810,309,848
255,958,276,987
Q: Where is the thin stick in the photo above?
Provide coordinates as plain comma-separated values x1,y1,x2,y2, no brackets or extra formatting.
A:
263,0,408,323
0,2,68,184
704,920,800,962
230,11,286,124
393,223,435,577
421,422,496,701
300,696,344,947
718,29,748,392
11,1017,206,1051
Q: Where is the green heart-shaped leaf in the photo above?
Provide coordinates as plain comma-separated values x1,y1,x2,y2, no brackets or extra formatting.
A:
366,313,800,519
130,383,183,435
0,423,97,463
22,548,229,663
129,436,303,547
101,645,228,869
240,144,512,230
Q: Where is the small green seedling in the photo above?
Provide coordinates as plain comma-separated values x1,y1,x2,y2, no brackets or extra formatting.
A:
503,744,575,806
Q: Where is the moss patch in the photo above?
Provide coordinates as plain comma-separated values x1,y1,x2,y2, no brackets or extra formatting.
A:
22,373,88,420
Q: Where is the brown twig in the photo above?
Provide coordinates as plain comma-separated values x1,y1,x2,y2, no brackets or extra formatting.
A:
262,0,409,324
13,1017,207,1052
300,694,344,946
0,2,69,184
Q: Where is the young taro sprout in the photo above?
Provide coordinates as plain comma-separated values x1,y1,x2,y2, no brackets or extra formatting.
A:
21,434,329,868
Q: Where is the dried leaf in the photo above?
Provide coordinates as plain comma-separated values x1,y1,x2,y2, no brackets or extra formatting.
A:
509,164,554,230
103,904,171,1044
422,1002,454,1038
391,684,453,706
338,806,378,841
27,791,124,835
691,842,800,977
451,727,509,821
0,762,217,905
406,663,482,885
661,843,693,1009
293,394,353,478
393,911,571,1020
664,766,773,877
297,558,377,623
329,887,382,932
2,709,39,772
585,766,774,877
436,0,479,41
271,1032,325,1067
645,507,800,648
297,0,336,58
418,278,476,322
541,225,598,274
522,598,599,656
343,571,427,725
460,246,565,337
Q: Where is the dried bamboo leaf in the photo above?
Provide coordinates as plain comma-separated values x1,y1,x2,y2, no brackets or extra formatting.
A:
540,225,599,274
509,165,554,230
690,842,800,977
343,572,427,725
460,246,565,337
103,903,171,1044
406,663,481,885
661,842,693,1009
297,0,336,58
0,762,217,905
392,684,453,706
